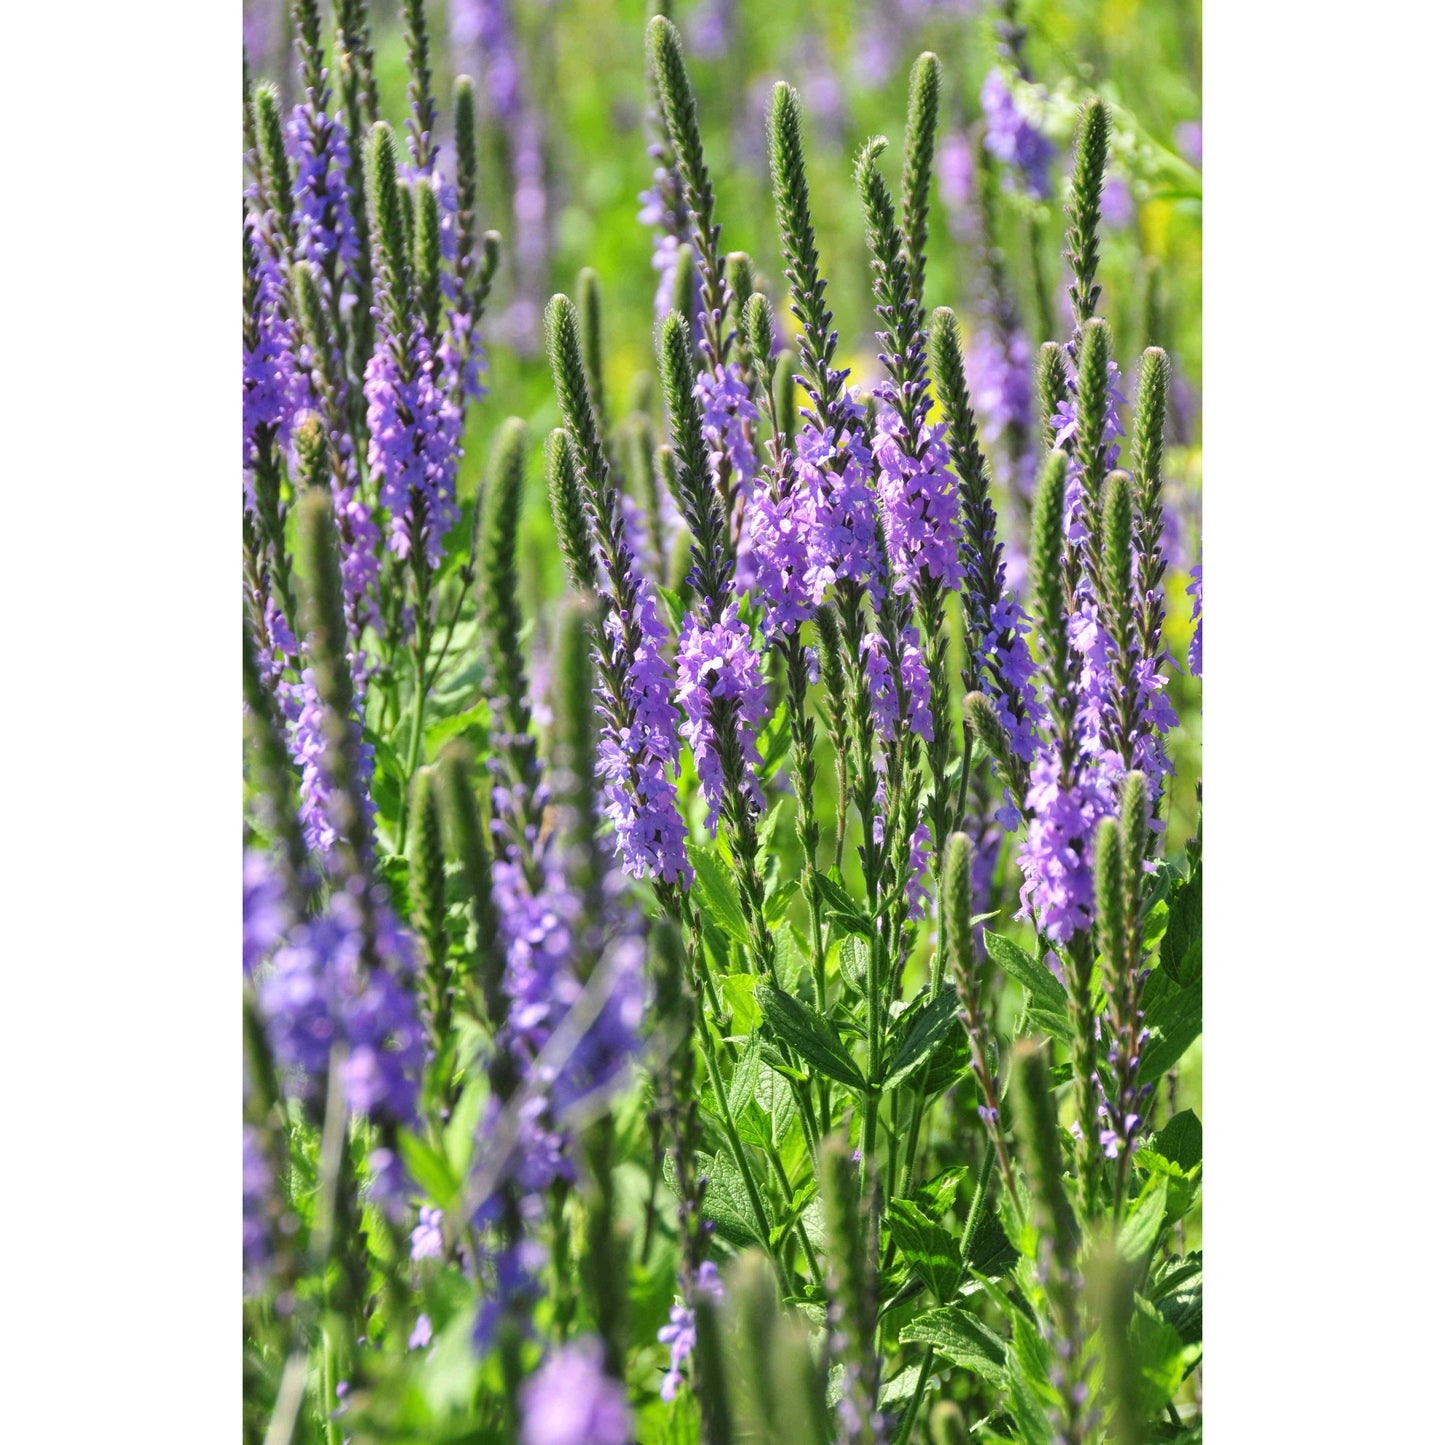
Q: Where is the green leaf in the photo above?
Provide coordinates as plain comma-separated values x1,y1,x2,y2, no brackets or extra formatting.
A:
1118,1173,1169,1264
1139,978,1202,1083
1160,864,1202,986
1152,1109,1203,1171
899,1306,1008,1387
913,1166,967,1222
720,972,761,1034
727,1034,761,1120
755,983,867,1091
985,931,1071,1040
687,845,750,945
887,1198,962,1302
422,698,491,751
1130,1296,1187,1414
814,870,872,935
1152,1251,1203,1346
397,1130,461,1211
764,876,800,925
884,991,959,1088
771,920,807,993
838,934,870,990
879,1362,925,1409
655,586,687,635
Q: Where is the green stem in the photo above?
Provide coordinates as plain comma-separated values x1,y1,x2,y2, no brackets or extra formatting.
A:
698,1026,787,1288
895,1345,934,1443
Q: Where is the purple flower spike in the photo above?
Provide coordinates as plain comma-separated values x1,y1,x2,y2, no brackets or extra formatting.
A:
676,603,769,830
521,1337,633,1445
872,406,964,595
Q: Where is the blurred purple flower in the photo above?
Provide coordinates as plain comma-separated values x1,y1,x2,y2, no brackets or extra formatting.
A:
522,1337,633,1445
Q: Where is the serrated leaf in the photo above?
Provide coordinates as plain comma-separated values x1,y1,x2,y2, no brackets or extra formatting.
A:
1130,1296,1187,1414
764,876,800,925
687,845,750,945
879,1362,925,1409
771,920,807,992
814,870,872,935
727,1034,761,1120
899,1305,1008,1386
888,1198,962,1302
720,971,761,1034
914,1166,967,1222
1152,1251,1202,1346
1160,864,1202,986
1118,1173,1169,1263
1152,1109,1202,1171
838,935,870,990
984,931,1069,1013
884,990,960,1088
756,983,867,1091
1139,978,1202,1083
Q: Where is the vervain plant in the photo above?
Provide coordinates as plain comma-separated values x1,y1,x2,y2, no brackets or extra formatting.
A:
243,7,1202,1442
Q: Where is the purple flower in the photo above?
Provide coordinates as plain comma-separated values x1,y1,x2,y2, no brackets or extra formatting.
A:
596,571,693,886
411,1205,445,1261
794,396,887,607
1016,752,1116,941
364,327,462,568
285,101,360,283
675,603,769,830
1051,360,1126,547
872,405,964,594
243,850,290,976
981,69,1054,201
408,1313,433,1351
969,326,1035,454
1175,119,1203,169
521,1337,633,1445
242,1125,271,1286
258,883,424,1135
862,626,933,744
1100,175,1135,230
1187,561,1203,676
696,362,759,495
937,130,974,241
286,668,376,860
745,460,817,637
658,1261,725,1401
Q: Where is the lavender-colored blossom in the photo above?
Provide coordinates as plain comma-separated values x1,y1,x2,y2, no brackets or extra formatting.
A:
1051,361,1126,546
243,231,307,466
597,572,692,885
364,328,462,567
243,850,290,976
521,1337,633,1445
1100,175,1135,230
975,595,1046,778
862,627,933,744
969,328,1034,442
1016,752,1116,941
1175,119,1203,169
242,1125,271,1284
675,604,769,830
1187,561,1203,676
287,668,376,859
686,0,736,59
796,403,886,605
259,883,424,1135
872,406,965,594
659,1260,724,1401
408,1313,433,1351
411,1205,445,1261
746,459,819,637
981,69,1054,201
937,130,974,241
696,362,759,495
285,101,360,283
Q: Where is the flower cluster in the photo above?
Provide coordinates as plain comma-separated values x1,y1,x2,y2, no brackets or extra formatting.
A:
364,329,462,567
675,603,769,828
981,68,1054,200
597,574,693,885
872,405,965,594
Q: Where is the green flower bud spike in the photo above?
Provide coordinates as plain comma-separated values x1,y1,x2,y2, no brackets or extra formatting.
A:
412,174,443,348
453,76,480,293
1065,97,1110,339
819,1133,880,1445
1130,346,1172,655
1037,341,1069,450
646,14,728,368
578,267,609,445
900,51,942,307
365,122,410,337
961,691,1029,826
251,83,294,246
545,428,598,594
